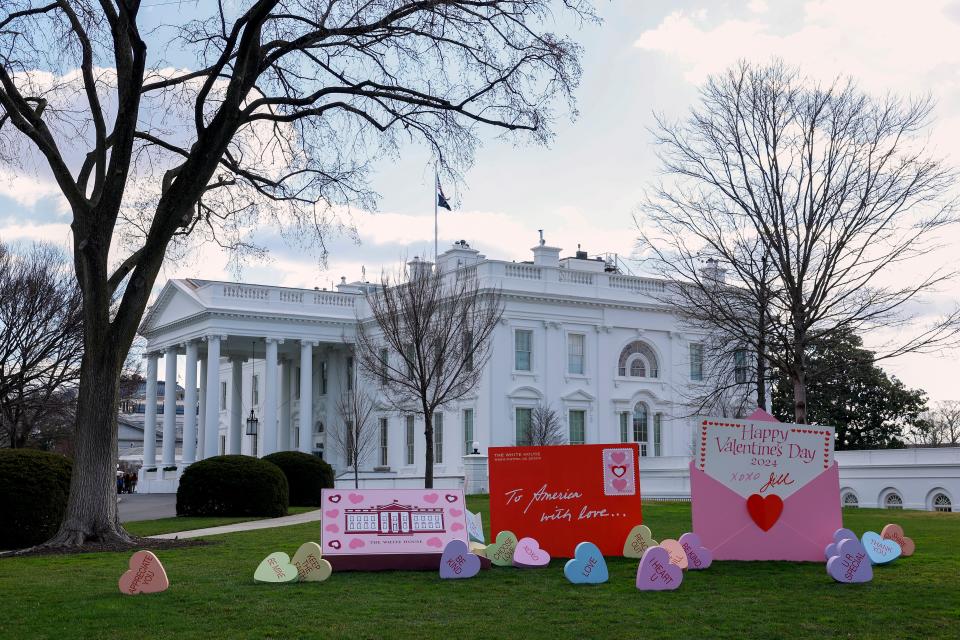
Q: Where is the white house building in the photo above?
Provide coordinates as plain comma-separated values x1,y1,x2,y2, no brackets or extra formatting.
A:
134,239,957,511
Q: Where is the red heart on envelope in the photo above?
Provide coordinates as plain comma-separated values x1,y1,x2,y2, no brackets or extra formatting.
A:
746,494,783,531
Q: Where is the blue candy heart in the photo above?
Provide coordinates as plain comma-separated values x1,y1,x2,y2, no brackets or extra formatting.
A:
563,542,608,585
861,531,901,564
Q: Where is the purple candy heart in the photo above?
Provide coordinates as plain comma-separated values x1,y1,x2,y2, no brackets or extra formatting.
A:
439,540,481,580
636,546,683,591
678,532,712,570
826,527,858,561
826,538,873,583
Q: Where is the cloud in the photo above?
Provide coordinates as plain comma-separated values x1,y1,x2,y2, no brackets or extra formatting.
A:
0,168,70,214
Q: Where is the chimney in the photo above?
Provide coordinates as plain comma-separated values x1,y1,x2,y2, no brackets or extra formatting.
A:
700,258,727,285
407,256,434,280
532,232,561,267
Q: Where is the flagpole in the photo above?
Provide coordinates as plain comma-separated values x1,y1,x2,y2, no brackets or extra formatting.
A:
434,166,439,261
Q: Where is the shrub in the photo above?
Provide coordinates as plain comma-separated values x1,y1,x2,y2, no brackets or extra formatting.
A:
262,451,334,507
0,449,72,549
176,455,288,517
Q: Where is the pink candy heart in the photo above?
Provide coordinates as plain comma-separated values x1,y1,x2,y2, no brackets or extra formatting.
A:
118,550,169,595
439,540,481,579
678,532,713,570
513,537,550,568
826,538,873,583
635,546,682,591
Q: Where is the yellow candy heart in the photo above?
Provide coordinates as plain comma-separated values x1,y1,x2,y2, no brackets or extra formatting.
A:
623,525,658,558
291,542,332,583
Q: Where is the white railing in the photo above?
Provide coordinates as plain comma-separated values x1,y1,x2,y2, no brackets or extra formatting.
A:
504,264,542,280
223,285,269,300
312,292,356,307
559,269,593,285
609,275,666,294
279,291,304,303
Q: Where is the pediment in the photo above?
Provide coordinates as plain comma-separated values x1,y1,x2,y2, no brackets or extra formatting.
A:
561,388,595,402
139,280,207,336
507,385,543,400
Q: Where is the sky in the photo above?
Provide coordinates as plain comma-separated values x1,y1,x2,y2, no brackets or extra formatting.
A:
1,0,959,401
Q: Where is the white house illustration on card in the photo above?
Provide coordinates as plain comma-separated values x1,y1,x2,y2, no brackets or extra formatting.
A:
344,500,446,536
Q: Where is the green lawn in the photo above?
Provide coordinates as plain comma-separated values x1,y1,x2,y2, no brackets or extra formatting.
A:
124,506,317,537
1,498,957,640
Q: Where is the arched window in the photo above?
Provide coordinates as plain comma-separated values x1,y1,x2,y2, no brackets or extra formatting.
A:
842,493,859,508
633,402,649,456
884,492,903,509
618,341,659,378
933,493,952,513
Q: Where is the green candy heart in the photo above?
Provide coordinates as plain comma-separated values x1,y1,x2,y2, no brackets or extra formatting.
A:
485,531,519,567
623,525,658,559
254,552,299,584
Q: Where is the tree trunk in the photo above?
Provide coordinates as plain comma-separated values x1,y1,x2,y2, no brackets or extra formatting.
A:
792,346,808,425
755,335,767,411
45,339,133,546
423,411,434,489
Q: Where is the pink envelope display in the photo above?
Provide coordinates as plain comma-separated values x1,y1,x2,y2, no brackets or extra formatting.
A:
690,410,842,562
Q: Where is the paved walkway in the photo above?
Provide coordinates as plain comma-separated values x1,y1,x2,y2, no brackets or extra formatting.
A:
150,509,324,540
118,494,178,522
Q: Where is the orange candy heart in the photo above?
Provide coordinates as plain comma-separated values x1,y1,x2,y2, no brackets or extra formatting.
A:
659,539,689,570
881,523,915,557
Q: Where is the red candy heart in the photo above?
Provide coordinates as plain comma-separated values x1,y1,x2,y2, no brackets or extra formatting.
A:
746,494,783,531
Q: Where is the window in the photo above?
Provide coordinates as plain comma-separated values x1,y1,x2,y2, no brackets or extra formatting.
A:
380,418,388,467
252,374,260,406
734,349,748,384
515,329,532,371
653,413,662,456
569,410,585,445
295,367,301,400
619,412,629,443
379,348,389,384
630,359,645,377
690,343,704,381
633,402,648,456
463,409,474,455
319,361,327,395
618,341,659,378
405,416,415,465
295,425,300,450
568,333,585,374
220,381,227,410
933,493,952,512
884,492,903,509
404,344,415,377
463,331,474,372
219,434,226,456
516,407,533,445
346,356,354,390
433,412,444,464
842,492,859,508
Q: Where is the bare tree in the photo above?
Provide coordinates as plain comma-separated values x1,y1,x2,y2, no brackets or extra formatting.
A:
0,1,589,547
0,241,83,449
355,261,503,487
525,404,565,445
909,400,960,446
332,381,378,489
643,60,960,424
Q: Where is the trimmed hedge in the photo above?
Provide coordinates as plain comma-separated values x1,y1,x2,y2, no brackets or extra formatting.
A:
0,449,72,549
176,455,288,518
262,451,334,507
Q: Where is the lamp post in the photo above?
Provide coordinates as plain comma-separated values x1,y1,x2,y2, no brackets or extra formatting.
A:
245,341,259,450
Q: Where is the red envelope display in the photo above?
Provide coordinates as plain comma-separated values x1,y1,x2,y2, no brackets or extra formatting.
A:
489,444,642,558
690,409,842,561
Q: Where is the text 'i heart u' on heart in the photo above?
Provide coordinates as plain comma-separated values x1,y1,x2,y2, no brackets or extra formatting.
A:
254,552,299,584
439,540,481,579
564,542,608,585
291,542,332,583
118,550,169,595
635,546,682,591
623,525,658,559
746,493,783,531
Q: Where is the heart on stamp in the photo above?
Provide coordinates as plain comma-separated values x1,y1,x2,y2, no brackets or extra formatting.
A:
611,465,627,478
563,542,608,585
678,532,713,570
254,552,299,584
635,546,682,591
746,493,783,531
291,542,332,583
328,494,341,503
611,451,627,465
513,537,550,568
881,524,915,557
485,530,519,567
623,525,658,559
862,532,901,565
439,540,481,579
118,550,169,595
658,539,688,570
826,538,873,583
612,478,628,492
825,527,857,560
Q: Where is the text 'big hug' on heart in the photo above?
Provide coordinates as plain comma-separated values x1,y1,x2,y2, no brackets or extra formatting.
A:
118,550,169,595
746,493,783,531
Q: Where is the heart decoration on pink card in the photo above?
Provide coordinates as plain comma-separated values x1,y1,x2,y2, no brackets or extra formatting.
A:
424,493,439,503
348,538,365,549
825,527,857,560
513,537,550,568
635,546,682,591
826,538,873,583
324,509,339,518
449,508,463,517
678,532,712,570
451,523,465,531
348,493,364,504
881,523,915,557
439,540,481,579
746,493,783,531
328,494,342,503
327,540,341,550
658,539,688,570
324,524,339,533
445,494,458,503
118,550,169,595
426,537,444,548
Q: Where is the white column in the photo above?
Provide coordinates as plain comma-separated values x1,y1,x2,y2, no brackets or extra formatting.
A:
299,341,315,453
143,353,159,467
198,356,207,459
182,341,199,464
229,357,243,454
325,348,341,464
263,337,279,456
280,357,292,451
204,335,222,458
161,347,178,466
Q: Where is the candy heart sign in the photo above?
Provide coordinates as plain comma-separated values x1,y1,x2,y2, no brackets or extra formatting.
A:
826,538,873,584
622,525,658,559
563,542,608,585
254,552,299,584
513,537,550,568
824,528,857,560
861,532,901,565
118,550,169,595
881,524,915,557
291,542,332,582
439,540,481,579
466,510,485,544
486,530,519,567
678,532,712,570
635,546,682,591
658,539,688,570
